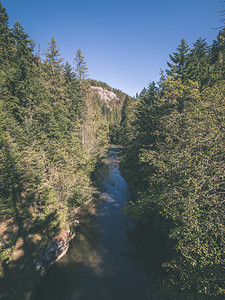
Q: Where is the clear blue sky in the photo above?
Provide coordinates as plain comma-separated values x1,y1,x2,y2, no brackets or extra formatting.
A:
2,0,223,96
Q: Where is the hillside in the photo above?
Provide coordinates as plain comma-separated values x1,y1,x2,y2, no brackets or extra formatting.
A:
91,86,120,108
0,4,126,298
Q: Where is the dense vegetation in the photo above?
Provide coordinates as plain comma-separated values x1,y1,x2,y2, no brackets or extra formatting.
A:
1,1,225,299
0,3,126,299
120,27,225,297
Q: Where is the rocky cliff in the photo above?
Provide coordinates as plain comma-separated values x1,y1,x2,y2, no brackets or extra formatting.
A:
91,86,120,109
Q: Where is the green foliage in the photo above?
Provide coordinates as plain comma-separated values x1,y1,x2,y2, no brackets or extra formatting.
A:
74,49,88,80
0,5,121,298
121,32,225,297
166,38,190,80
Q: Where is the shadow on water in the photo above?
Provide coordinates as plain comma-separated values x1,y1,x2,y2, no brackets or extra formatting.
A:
35,146,150,300
34,146,221,300
36,146,219,300
34,199,103,300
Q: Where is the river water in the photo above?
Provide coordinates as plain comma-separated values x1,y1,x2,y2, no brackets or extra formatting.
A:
35,146,149,300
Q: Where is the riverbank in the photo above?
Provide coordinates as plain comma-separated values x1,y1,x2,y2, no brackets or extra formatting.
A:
0,201,90,300
34,146,149,300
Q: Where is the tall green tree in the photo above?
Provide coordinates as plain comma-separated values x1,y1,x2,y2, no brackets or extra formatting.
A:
4,21,39,122
186,38,210,87
166,38,190,81
64,61,75,83
73,49,89,118
0,2,13,64
210,28,225,80
63,61,84,120
74,49,88,80
43,36,64,104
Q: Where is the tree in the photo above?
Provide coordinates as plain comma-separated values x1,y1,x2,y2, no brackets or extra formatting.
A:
211,28,225,80
12,20,35,50
4,21,39,122
43,36,64,103
166,38,190,81
64,61,75,83
0,2,13,64
186,38,210,87
44,36,63,72
74,49,88,80
63,61,84,120
120,95,130,125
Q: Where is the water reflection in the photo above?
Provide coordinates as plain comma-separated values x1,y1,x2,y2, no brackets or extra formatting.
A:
122,220,170,300
36,146,225,300
35,200,103,300
35,146,148,300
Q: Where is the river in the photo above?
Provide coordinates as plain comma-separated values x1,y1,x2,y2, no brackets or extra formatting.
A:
35,146,150,300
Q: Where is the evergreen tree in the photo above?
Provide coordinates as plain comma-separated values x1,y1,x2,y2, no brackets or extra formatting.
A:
138,87,147,98
0,4,121,299
12,20,35,50
73,49,89,117
74,49,88,80
43,36,65,103
211,28,225,80
186,38,210,87
64,61,75,83
5,21,39,122
0,2,13,64
166,38,190,80
63,61,84,120
120,95,130,125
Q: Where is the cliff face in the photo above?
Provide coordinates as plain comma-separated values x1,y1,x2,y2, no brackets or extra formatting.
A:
91,86,120,109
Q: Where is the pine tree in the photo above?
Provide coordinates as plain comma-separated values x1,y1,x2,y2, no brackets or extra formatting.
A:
12,20,35,50
44,36,63,72
63,61,84,120
166,38,190,81
74,49,88,80
73,49,89,117
64,61,75,83
211,28,225,80
4,21,39,122
120,95,130,125
43,36,64,103
0,2,13,64
138,87,147,98
186,38,210,87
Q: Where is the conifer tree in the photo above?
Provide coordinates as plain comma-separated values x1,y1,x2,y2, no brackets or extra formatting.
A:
64,61,75,83
0,2,13,64
120,95,130,125
208,29,225,81
74,49,88,80
138,87,147,98
43,36,64,103
166,38,190,81
12,20,35,50
4,21,38,122
186,38,210,87
63,61,84,120
73,49,89,118
44,36,63,72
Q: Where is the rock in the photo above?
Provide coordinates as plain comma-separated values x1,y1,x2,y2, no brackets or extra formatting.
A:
74,219,80,226
91,86,120,110
36,261,43,271
35,232,70,271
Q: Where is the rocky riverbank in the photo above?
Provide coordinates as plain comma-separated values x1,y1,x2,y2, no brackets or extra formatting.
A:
35,226,78,272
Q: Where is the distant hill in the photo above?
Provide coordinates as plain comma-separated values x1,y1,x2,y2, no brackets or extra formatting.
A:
91,86,120,110
90,79,130,103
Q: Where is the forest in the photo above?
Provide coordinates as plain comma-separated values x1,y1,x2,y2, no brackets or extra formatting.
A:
119,26,225,299
0,3,127,298
0,1,225,299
